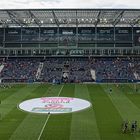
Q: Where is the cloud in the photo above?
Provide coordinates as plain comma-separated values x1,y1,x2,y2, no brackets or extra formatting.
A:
0,0,140,9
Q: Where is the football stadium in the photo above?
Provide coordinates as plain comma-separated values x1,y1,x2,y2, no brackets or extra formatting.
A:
0,9,140,140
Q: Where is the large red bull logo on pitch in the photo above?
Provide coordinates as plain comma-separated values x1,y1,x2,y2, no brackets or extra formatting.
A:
32,97,73,113
32,103,72,113
41,97,74,103
19,97,91,114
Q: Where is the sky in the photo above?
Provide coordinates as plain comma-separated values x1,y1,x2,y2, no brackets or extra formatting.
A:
0,0,139,9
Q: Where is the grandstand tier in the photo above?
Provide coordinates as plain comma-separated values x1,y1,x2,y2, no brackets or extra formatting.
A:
0,57,139,83
0,9,139,56
0,9,139,83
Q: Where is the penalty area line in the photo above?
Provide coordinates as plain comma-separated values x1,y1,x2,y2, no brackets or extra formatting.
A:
37,85,64,140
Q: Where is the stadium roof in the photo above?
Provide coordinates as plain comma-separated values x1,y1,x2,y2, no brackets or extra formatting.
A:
0,9,140,27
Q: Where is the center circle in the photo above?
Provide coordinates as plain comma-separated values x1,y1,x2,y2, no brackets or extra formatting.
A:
19,97,91,114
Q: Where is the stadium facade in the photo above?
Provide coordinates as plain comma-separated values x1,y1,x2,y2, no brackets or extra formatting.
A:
0,9,140,57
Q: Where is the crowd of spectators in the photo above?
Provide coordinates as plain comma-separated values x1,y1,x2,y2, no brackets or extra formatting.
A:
40,58,92,82
90,57,140,82
41,58,63,82
68,58,92,82
0,58,39,82
0,57,139,83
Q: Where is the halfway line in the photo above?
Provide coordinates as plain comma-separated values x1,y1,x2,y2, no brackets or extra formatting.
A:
37,85,64,140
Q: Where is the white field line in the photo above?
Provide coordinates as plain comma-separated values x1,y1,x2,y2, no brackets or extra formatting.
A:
37,114,51,140
37,85,64,140
57,85,64,97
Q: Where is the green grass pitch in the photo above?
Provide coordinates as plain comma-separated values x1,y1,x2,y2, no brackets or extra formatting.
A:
0,83,140,140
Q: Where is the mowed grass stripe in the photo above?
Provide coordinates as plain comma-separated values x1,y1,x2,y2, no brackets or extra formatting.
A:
0,84,50,140
9,84,61,140
88,84,124,140
101,84,138,140
70,84,100,140
102,84,140,121
125,87,140,110
0,84,37,140
118,84,138,95
0,84,25,93
0,84,39,119
127,84,140,94
40,84,75,140
122,84,140,140
0,84,26,101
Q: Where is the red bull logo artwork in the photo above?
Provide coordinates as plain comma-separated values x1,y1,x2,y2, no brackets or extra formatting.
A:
32,104,72,113
19,97,91,114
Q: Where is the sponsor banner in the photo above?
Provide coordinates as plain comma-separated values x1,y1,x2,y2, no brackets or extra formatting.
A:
19,97,91,114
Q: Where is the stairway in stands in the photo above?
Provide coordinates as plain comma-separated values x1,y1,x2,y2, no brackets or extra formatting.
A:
36,62,44,80
0,63,5,83
90,69,96,81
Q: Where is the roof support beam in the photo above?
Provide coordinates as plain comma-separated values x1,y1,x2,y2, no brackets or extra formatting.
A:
6,10,26,26
7,10,21,26
76,10,78,26
113,10,124,26
132,16,140,26
28,10,41,26
52,10,59,26
0,9,139,27
95,10,101,26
